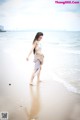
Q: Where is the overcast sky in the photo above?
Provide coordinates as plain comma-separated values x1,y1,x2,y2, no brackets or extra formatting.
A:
0,0,80,31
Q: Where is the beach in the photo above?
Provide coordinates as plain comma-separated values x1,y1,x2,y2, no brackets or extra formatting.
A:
0,31,80,120
0,74,80,120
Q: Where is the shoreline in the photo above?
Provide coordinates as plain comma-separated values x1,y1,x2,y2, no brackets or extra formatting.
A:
50,72,80,94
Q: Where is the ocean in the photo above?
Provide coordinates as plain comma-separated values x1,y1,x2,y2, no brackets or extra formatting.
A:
0,31,80,94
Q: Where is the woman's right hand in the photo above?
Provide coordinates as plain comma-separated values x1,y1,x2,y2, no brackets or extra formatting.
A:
26,57,29,61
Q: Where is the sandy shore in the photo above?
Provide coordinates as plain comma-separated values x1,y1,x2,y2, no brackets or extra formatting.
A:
0,76,80,120
0,41,80,120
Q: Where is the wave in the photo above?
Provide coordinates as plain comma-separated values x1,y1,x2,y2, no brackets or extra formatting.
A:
48,42,80,48
45,43,80,54
50,71,80,94
60,49,80,54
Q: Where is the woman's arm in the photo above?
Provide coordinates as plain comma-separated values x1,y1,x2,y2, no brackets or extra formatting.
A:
26,42,36,61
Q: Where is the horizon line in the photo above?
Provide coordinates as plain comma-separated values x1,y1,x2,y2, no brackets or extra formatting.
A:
4,29,80,32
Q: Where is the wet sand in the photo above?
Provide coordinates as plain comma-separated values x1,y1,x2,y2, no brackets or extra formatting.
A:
0,74,80,120
0,41,80,120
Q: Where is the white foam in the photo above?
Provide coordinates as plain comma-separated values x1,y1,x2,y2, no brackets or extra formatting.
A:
50,71,80,94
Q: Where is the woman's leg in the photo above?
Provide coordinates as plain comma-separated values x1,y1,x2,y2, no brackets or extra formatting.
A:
37,65,42,83
30,60,40,85
30,69,35,85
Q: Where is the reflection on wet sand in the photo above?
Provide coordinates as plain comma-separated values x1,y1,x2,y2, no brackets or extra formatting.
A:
25,86,40,120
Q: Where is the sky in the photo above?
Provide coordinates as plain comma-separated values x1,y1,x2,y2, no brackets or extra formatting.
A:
0,0,80,31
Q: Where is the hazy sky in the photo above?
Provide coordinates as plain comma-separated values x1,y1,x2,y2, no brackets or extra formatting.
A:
0,0,80,31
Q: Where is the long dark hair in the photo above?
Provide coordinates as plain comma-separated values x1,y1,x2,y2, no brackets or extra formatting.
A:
33,32,43,54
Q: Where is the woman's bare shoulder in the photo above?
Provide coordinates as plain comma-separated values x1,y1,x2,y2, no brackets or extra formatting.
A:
33,40,38,45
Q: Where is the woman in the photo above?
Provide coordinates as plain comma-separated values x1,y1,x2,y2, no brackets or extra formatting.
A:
26,32,44,85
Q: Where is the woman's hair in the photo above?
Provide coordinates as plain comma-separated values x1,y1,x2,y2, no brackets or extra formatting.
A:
33,32,43,54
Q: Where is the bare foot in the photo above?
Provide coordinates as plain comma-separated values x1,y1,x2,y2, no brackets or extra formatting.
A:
37,80,42,83
37,80,42,85
29,83,33,86
39,80,42,82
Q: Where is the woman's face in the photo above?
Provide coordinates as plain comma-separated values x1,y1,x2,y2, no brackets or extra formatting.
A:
38,35,43,41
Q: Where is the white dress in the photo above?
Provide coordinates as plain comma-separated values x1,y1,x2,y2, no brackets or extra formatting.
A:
33,42,44,75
